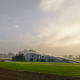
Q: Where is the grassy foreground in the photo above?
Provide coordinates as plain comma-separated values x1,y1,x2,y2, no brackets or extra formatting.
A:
0,62,80,77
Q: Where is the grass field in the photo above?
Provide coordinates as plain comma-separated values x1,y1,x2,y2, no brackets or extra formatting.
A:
0,62,80,77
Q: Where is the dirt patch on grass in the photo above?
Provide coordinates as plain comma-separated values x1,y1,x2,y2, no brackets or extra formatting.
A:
0,68,80,80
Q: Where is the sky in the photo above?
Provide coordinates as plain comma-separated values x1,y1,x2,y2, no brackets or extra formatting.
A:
0,0,80,56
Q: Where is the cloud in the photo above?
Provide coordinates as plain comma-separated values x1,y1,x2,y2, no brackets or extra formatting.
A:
13,24,20,28
37,0,80,47
7,0,80,55
19,32,35,43
19,0,80,49
40,0,65,12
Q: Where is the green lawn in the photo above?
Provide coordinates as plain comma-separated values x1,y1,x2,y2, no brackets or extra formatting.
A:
0,62,80,77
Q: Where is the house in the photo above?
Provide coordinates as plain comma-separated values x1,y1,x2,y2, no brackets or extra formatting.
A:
23,49,79,63
24,50,56,62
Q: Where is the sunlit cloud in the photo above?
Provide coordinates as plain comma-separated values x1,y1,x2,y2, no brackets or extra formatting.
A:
0,0,80,55
19,0,80,48
40,0,65,12
37,0,80,47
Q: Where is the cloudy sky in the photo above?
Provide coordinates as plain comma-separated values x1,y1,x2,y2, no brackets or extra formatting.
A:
0,0,80,56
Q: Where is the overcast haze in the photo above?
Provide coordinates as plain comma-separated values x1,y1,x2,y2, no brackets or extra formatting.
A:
0,0,80,56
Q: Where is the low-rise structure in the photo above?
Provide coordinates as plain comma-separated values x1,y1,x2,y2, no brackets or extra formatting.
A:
14,49,78,63
24,50,79,63
24,50,55,62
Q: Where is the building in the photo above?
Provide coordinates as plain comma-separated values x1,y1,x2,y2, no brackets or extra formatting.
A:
24,50,56,62
23,49,79,63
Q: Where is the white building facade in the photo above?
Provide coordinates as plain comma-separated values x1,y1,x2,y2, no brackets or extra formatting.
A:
23,49,79,63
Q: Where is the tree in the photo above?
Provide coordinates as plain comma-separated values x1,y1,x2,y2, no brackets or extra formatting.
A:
12,52,25,61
